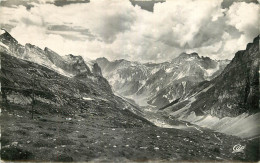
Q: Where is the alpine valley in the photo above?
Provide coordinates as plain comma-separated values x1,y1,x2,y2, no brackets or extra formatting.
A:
96,52,230,108
0,29,259,162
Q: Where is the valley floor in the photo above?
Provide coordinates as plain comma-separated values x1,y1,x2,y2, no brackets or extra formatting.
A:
1,104,258,162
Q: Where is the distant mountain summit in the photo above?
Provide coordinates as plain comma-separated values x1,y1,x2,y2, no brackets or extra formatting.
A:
160,36,259,138
96,52,230,107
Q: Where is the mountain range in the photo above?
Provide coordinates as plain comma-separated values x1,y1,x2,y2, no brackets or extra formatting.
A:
0,30,101,78
1,29,258,139
96,36,259,139
0,29,259,161
159,35,259,138
0,29,149,122
96,52,230,108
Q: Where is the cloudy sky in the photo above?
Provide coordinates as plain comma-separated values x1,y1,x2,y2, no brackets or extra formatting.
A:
0,0,259,62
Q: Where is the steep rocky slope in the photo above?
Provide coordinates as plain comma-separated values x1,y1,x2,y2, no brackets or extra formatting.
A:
0,29,101,77
160,36,259,138
96,53,229,107
139,53,229,107
0,30,147,117
0,51,149,122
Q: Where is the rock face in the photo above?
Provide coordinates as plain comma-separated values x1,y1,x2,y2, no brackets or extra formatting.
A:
160,36,259,138
92,63,103,76
164,36,259,117
0,29,25,55
0,30,101,77
63,54,91,75
96,57,152,97
0,30,148,122
96,53,229,107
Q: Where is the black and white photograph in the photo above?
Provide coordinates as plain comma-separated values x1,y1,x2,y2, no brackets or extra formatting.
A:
0,0,259,162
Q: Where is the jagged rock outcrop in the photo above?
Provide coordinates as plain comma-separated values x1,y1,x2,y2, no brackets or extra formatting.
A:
0,29,25,55
63,54,91,75
0,29,94,77
92,63,102,76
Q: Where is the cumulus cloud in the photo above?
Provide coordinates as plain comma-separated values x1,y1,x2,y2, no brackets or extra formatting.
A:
227,2,259,38
0,0,259,62
29,0,136,42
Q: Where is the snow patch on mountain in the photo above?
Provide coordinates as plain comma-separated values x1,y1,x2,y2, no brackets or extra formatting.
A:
176,71,185,80
126,94,149,107
165,67,173,73
83,97,94,101
82,56,95,72
50,64,73,78
150,119,176,128
151,67,160,74
109,73,121,85
85,61,94,72
181,112,260,138
182,81,186,95
186,57,196,61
